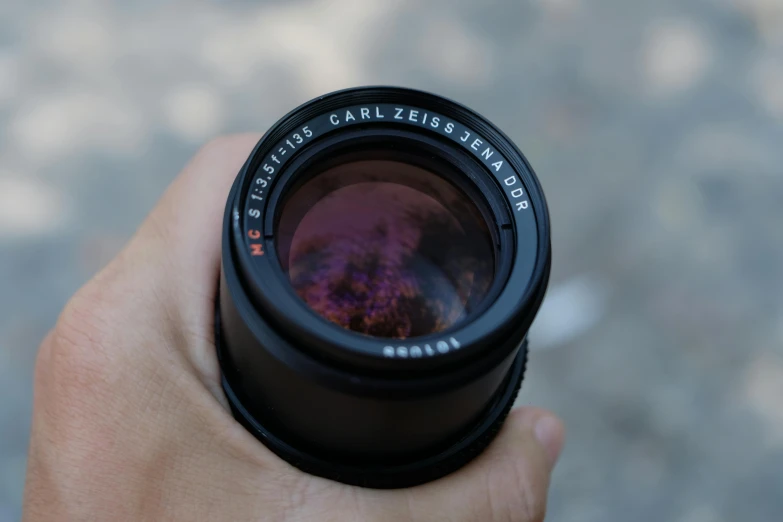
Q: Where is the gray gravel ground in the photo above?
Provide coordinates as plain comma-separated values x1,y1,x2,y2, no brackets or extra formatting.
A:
1,0,782,520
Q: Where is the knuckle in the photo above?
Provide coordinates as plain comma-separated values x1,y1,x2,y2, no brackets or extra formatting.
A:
41,288,118,393
199,134,238,155
161,133,260,214
30,287,125,441
33,330,56,387
194,134,258,165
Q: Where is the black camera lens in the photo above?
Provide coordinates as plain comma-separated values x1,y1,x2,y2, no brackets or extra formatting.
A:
216,87,551,488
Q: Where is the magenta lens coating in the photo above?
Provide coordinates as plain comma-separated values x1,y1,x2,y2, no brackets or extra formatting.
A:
275,159,495,339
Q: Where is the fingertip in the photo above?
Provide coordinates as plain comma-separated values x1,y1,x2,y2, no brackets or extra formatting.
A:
508,407,565,469
534,414,565,467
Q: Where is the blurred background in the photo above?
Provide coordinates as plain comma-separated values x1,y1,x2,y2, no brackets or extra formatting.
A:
1,0,782,519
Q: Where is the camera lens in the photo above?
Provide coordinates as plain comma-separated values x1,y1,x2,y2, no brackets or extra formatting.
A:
216,87,551,488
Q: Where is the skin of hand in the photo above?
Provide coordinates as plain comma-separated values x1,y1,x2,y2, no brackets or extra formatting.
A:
22,135,565,522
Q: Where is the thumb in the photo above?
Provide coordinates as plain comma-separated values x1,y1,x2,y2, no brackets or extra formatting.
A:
405,407,564,522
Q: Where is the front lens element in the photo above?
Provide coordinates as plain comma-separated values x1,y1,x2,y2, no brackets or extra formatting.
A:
276,159,495,339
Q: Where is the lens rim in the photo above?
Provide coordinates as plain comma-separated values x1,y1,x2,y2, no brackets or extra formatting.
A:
227,86,550,375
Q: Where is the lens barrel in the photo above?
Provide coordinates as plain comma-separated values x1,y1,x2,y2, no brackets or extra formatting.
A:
217,86,551,488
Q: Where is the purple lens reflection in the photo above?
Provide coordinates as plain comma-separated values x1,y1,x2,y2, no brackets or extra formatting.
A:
276,160,494,339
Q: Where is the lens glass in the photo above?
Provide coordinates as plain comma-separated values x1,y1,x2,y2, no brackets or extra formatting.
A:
276,157,495,339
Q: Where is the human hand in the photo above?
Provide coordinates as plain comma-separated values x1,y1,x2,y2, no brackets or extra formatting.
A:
22,135,565,522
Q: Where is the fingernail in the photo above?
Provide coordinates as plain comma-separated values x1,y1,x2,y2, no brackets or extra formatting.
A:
534,415,564,467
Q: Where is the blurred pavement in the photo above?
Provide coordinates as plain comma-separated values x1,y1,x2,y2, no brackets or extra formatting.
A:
1,0,782,520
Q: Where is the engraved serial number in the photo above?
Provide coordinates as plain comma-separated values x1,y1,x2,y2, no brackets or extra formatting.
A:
382,337,461,358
